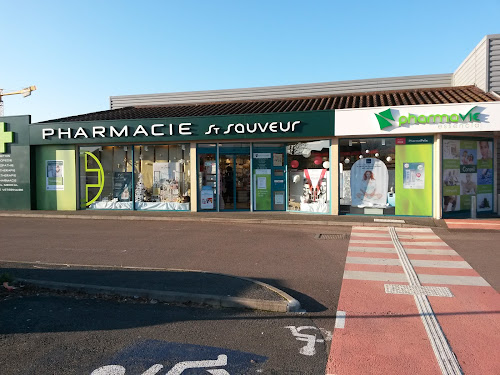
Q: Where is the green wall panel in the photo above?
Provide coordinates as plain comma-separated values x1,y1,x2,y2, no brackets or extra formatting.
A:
35,145,77,210
395,142,433,216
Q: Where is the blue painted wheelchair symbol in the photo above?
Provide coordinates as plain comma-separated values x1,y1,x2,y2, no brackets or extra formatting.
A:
90,340,267,374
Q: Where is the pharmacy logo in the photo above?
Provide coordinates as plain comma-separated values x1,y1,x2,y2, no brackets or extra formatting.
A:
0,122,14,153
374,109,395,130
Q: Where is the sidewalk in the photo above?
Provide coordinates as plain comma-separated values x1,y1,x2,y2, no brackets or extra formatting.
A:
1,261,300,313
0,210,444,228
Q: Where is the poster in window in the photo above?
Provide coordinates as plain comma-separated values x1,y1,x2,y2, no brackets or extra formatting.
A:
113,172,132,202
403,163,425,189
46,160,64,190
350,158,389,208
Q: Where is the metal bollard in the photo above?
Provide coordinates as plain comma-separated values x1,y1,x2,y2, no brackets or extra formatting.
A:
471,196,477,219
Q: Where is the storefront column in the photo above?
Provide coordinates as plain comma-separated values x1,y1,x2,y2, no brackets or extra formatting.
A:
190,142,197,212
433,134,443,219
330,137,339,215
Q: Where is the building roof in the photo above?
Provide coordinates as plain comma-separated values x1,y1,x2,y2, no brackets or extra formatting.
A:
40,85,498,123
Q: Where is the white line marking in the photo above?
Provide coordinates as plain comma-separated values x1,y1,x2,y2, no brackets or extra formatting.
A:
395,227,433,233
335,311,346,329
419,274,490,286
404,249,458,256
400,241,450,247
346,257,401,266
347,247,396,253
343,270,407,282
348,247,397,253
351,227,390,231
350,240,394,244
410,260,472,269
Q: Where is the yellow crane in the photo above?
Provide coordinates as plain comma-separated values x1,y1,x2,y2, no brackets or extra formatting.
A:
0,86,37,116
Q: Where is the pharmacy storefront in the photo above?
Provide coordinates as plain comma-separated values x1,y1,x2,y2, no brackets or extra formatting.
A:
0,111,335,214
335,102,500,218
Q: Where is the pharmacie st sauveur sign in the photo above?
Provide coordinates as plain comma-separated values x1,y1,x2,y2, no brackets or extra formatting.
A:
30,111,335,145
334,103,500,136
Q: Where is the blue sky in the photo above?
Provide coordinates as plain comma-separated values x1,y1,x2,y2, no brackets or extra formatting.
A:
2,0,499,123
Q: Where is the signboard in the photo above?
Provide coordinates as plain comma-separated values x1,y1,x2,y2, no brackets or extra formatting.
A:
200,187,214,209
0,116,31,210
335,102,500,136
254,169,271,210
30,111,335,145
403,163,425,189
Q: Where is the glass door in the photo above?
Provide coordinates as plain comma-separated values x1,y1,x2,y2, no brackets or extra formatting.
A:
219,153,250,211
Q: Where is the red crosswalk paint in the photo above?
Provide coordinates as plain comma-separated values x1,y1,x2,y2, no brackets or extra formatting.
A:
326,227,500,375
445,219,500,230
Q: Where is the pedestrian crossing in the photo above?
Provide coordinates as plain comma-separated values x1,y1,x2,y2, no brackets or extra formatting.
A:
326,226,500,375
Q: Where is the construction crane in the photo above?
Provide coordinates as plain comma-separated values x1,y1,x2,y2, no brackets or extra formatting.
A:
0,86,37,117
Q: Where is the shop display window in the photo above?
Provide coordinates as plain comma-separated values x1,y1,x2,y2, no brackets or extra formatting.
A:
79,146,133,210
133,145,191,210
339,138,396,215
287,140,330,213
198,144,217,211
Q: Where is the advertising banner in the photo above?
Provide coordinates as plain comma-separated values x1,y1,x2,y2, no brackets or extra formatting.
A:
350,158,389,208
46,160,64,190
254,169,271,210
113,172,132,202
442,138,493,214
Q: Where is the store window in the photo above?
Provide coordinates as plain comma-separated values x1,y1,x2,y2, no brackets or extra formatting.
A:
287,140,330,213
79,146,133,210
198,144,217,211
443,138,494,216
133,144,191,210
339,138,396,215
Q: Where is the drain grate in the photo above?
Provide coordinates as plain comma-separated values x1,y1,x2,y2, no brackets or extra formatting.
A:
315,233,350,240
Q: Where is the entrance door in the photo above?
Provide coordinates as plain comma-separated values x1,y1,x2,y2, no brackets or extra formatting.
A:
219,154,250,210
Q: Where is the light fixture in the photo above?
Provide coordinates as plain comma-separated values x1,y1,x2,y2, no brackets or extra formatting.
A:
375,152,380,157
359,155,364,159
344,158,350,164
365,149,370,154
348,140,353,146
144,146,148,152
382,139,386,146
386,156,392,162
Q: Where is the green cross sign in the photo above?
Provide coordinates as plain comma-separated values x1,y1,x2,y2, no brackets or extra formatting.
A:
0,122,14,153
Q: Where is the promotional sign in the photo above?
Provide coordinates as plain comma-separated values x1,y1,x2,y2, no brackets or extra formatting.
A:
442,138,493,213
254,169,271,210
403,163,425,189
113,172,132,202
200,186,214,209
46,160,64,190
335,102,500,136
396,141,433,216
350,158,389,208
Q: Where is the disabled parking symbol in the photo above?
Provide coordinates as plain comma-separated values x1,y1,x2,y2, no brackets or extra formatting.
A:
90,340,267,374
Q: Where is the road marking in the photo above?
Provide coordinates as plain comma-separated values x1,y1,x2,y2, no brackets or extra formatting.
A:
404,248,458,255
285,326,332,356
410,260,471,269
373,218,405,223
400,241,450,247
347,247,397,253
418,274,490,286
389,227,462,375
384,284,453,297
349,240,394,244
343,270,408,282
346,257,401,266
334,311,346,329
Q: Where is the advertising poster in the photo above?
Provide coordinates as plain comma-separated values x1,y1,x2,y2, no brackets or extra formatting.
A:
396,141,433,216
442,139,493,214
200,187,214,209
46,160,64,191
254,169,271,210
403,163,425,189
113,172,132,202
350,158,389,208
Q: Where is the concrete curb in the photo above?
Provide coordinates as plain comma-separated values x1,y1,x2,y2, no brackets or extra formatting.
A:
0,212,436,228
16,278,299,313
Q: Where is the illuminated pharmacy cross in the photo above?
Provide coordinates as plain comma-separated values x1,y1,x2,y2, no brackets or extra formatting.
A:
0,122,14,153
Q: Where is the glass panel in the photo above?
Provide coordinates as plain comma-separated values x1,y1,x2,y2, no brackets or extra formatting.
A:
287,140,330,213
235,154,250,210
220,155,235,210
199,153,217,210
79,146,133,210
133,144,191,211
339,138,395,215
